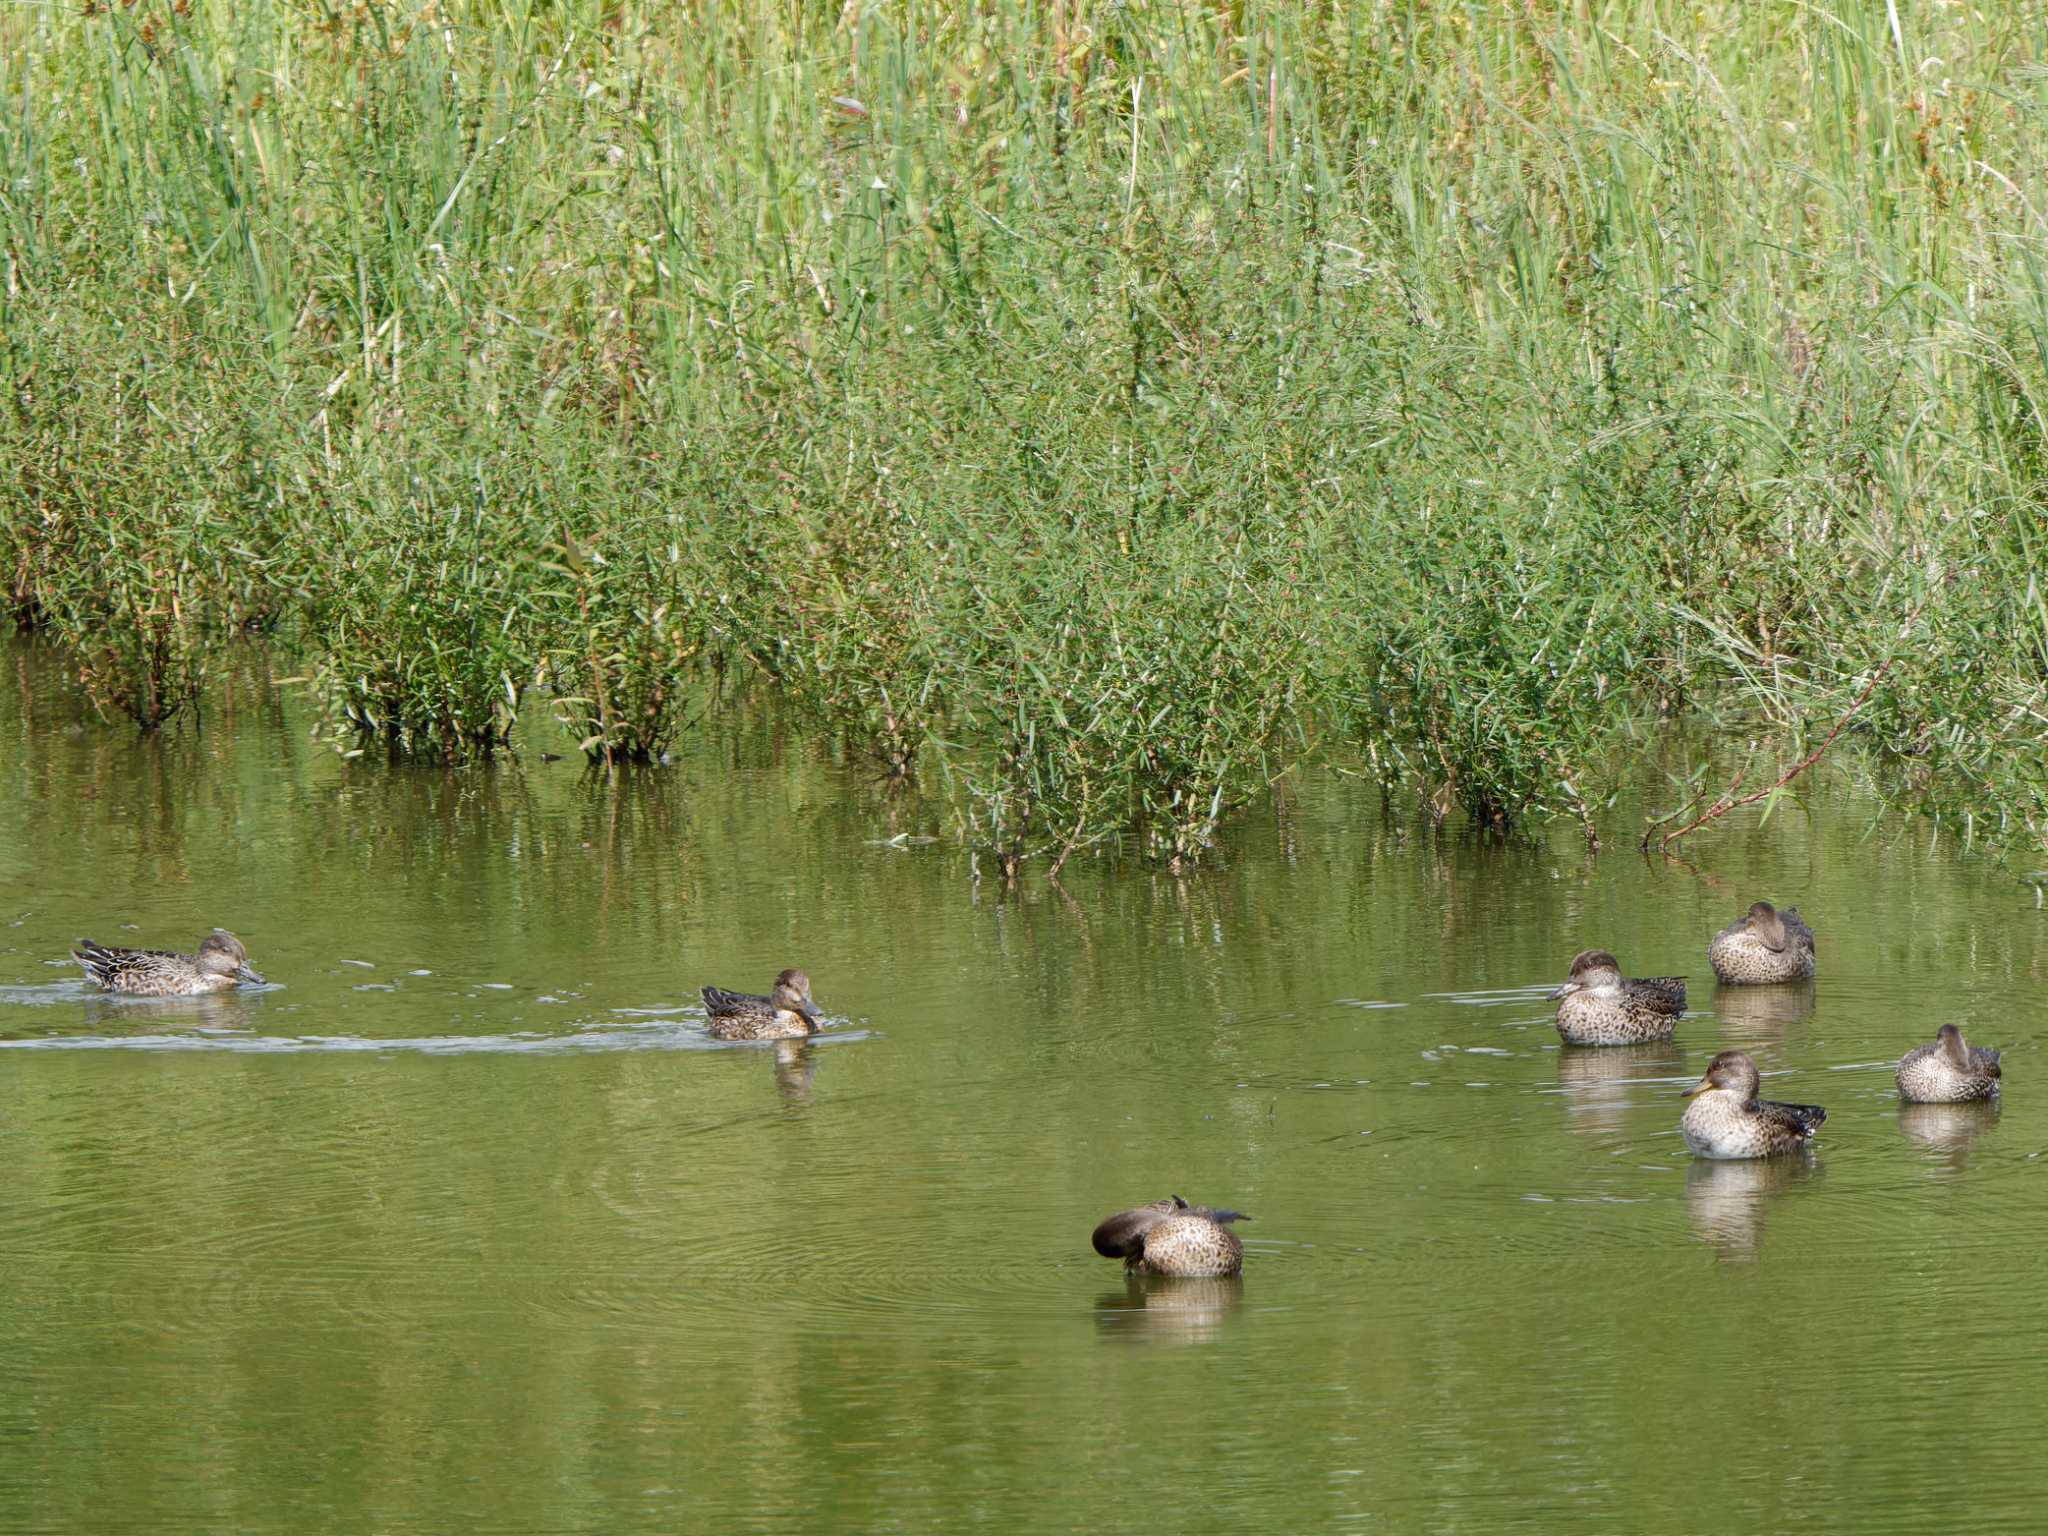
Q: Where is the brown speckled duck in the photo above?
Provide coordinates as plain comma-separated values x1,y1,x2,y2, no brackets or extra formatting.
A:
1708,901,1816,985
701,969,823,1041
1548,949,1686,1045
1680,1050,1826,1159
74,929,265,997
1895,1025,2001,1103
1092,1197,1249,1278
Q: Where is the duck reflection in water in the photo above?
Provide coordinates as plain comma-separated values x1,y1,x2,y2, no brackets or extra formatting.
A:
1555,1042,1686,1136
79,988,256,1032
1710,978,1816,1038
771,1039,816,1104
1685,1154,1817,1262
1897,1100,2000,1169
1094,1275,1245,1345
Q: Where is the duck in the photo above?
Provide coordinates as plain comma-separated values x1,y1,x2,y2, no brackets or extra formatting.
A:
701,968,823,1041
73,929,266,997
1708,901,1816,984
1895,1024,2001,1103
1548,949,1686,1044
1092,1196,1250,1278
1680,1050,1826,1158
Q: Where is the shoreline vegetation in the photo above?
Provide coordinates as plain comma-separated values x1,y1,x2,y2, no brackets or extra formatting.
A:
3,1,2045,871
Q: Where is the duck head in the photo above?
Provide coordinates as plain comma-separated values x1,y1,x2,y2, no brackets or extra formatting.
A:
1743,901,1789,951
1935,1024,1989,1073
1093,1199,1176,1258
198,929,265,985
1683,1049,1761,1102
772,968,823,1030
1548,949,1622,1000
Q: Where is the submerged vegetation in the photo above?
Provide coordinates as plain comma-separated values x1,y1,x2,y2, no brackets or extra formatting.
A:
3,0,2047,865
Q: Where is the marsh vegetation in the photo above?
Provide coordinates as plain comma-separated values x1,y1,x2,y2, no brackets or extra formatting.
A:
3,0,2045,865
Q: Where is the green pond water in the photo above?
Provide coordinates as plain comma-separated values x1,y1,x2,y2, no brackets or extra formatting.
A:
0,641,2042,1533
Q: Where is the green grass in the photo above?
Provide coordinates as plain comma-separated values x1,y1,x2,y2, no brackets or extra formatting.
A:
3,0,2047,864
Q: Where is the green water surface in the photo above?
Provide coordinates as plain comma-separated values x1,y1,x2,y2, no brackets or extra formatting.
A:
0,643,2041,1533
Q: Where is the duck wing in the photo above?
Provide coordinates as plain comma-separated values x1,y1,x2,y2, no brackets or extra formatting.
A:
73,940,177,985
1626,976,1687,1015
701,985,770,1016
1759,1098,1827,1136
1972,1046,2003,1078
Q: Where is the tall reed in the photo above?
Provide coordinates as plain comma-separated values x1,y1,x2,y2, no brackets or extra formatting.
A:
2,0,2046,854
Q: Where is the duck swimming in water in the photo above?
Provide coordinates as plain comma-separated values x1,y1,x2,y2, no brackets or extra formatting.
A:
1092,1197,1250,1278
1548,949,1686,1045
73,929,265,997
1895,1024,2001,1104
701,968,823,1041
1680,1050,1826,1159
1708,901,1816,985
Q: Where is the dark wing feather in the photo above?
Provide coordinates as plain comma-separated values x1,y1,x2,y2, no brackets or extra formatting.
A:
1975,1047,2003,1078
1627,976,1688,1015
1092,1206,1170,1258
73,940,176,984
1760,1098,1827,1136
75,940,169,963
701,985,768,1016
1196,1207,1251,1225
73,939,118,985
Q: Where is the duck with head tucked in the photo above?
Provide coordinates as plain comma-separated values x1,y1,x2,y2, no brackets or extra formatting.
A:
1548,949,1686,1045
1896,1025,2001,1104
1680,1050,1826,1159
1708,901,1816,985
1092,1197,1250,1278
74,929,265,997
701,968,823,1041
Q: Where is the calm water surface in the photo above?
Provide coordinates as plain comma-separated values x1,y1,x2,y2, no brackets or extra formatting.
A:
1,642,2044,1532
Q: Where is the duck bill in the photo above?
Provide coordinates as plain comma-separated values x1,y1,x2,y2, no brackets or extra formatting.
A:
1547,981,1579,1002
1681,1075,1713,1098
237,964,267,985
799,1001,823,1027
